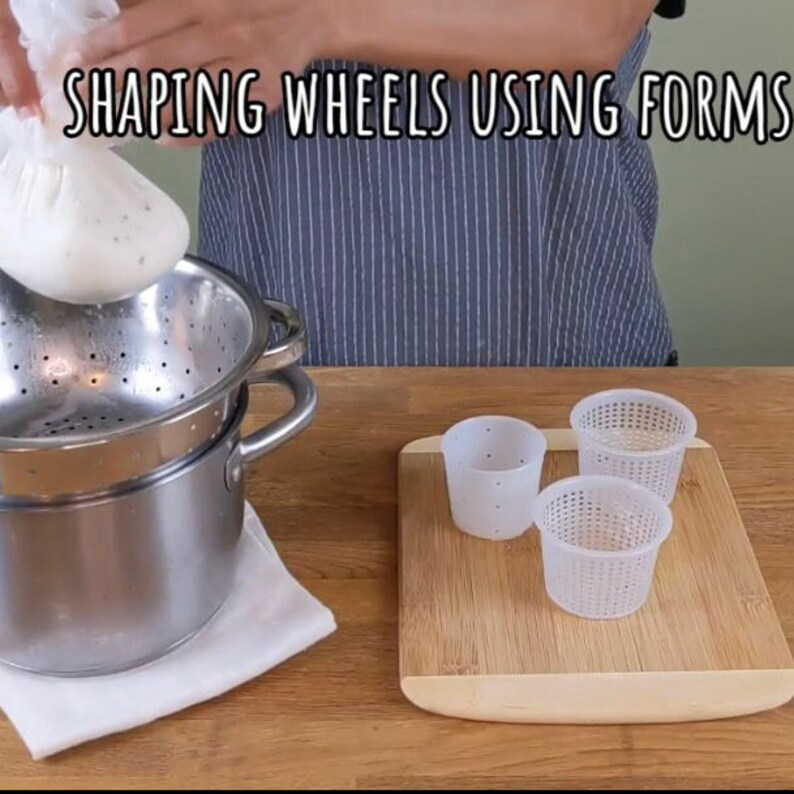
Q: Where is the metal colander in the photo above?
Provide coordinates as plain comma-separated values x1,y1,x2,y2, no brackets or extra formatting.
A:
0,256,306,501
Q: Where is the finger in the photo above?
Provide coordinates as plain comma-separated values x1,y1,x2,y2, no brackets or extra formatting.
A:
85,22,226,81
75,0,200,67
0,15,38,107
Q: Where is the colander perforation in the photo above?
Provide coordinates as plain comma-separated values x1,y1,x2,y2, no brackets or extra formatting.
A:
0,257,278,500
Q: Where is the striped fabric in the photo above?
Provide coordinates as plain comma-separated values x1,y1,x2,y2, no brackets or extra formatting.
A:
198,29,675,367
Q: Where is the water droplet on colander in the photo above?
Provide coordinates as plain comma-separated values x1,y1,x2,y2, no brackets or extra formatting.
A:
48,361,70,378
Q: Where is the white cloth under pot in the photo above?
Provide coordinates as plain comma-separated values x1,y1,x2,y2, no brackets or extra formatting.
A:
0,503,337,760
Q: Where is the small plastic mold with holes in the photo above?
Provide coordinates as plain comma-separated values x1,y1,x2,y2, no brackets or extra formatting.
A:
441,416,547,541
570,389,697,505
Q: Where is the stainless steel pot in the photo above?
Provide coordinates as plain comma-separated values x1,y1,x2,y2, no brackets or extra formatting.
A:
0,256,307,500
0,366,317,677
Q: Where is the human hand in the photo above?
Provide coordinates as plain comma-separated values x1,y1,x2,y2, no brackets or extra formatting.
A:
0,0,39,112
75,0,349,146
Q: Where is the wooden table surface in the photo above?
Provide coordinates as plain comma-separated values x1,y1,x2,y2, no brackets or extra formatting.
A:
2,368,794,790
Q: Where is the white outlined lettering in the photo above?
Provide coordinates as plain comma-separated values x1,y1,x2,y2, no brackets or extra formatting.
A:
427,71,451,138
88,68,116,136
193,69,233,138
662,71,692,142
381,71,403,139
522,72,545,139
61,67,266,140
325,72,349,138
235,71,266,136
470,71,500,138
548,71,586,139
771,72,792,142
406,71,427,139
116,69,145,137
499,71,523,139
694,72,720,141
62,69,87,138
724,71,767,145
168,70,191,137
282,71,320,138
57,66,792,145
638,70,791,144
279,68,450,140
147,70,170,139
638,71,662,140
591,73,620,139
468,70,619,140
355,72,377,139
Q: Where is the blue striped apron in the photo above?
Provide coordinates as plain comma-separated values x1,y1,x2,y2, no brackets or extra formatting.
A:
198,29,675,367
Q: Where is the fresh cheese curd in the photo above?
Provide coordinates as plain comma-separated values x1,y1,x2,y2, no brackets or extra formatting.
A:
0,146,190,305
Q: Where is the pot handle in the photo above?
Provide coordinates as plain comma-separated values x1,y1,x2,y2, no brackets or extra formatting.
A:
256,299,308,373
225,365,317,488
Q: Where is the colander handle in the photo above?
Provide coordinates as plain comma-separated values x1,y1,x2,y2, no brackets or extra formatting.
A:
225,366,317,487
257,299,308,373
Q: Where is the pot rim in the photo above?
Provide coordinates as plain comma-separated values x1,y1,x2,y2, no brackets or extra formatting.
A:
0,384,251,512
0,256,270,453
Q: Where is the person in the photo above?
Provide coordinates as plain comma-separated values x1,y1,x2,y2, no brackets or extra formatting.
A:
0,0,685,367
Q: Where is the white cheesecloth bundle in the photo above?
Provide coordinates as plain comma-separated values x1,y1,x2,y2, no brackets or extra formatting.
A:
0,0,190,305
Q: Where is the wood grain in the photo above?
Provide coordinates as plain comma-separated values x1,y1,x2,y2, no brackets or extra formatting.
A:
1,368,793,789
399,435,794,723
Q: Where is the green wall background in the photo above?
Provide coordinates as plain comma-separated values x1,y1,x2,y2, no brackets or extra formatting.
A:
124,0,794,366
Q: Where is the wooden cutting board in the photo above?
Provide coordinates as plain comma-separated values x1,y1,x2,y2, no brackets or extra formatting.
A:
398,430,794,724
